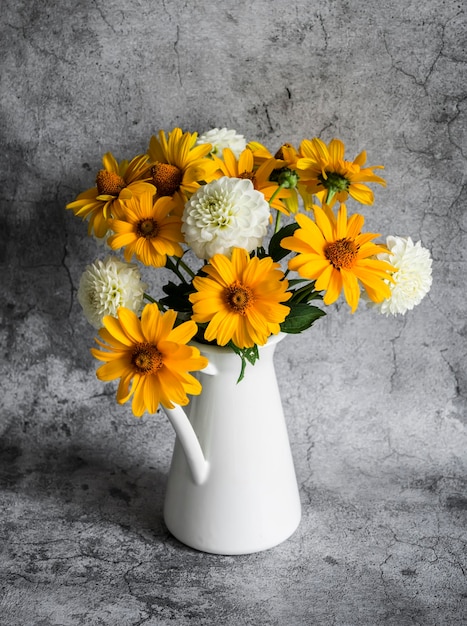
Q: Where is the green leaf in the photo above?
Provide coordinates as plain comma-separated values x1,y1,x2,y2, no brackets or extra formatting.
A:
288,281,323,304
280,303,326,334
254,246,268,259
268,222,299,262
228,342,260,383
160,281,194,312
287,278,309,287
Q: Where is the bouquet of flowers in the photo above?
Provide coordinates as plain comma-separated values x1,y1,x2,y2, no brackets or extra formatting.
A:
66,127,432,417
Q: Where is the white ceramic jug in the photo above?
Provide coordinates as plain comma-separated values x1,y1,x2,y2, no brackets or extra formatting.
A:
163,333,301,555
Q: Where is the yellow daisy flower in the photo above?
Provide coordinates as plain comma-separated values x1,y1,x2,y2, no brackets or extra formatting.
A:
189,247,291,348
107,183,184,267
281,204,395,313
213,147,292,214
296,138,386,205
147,127,220,214
91,305,208,415
249,141,307,214
66,152,151,237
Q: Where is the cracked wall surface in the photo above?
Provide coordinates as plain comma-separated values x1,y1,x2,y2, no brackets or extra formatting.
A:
1,0,466,624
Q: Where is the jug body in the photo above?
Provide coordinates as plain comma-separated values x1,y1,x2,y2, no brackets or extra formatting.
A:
163,333,301,555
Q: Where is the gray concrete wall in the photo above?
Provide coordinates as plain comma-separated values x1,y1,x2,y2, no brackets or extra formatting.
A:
1,1,466,624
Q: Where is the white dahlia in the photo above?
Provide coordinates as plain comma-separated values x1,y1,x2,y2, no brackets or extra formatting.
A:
374,236,433,316
196,127,247,159
78,256,147,328
182,177,270,260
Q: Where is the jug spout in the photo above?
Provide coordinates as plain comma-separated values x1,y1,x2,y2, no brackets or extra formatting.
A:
163,404,209,485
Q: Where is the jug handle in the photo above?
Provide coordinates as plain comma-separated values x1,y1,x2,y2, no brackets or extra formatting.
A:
163,404,210,485
162,363,217,485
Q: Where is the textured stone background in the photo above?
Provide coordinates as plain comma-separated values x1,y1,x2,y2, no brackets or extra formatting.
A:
1,0,466,624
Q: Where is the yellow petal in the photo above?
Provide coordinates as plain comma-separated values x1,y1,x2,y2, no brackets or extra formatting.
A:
328,139,345,165
336,204,348,239
349,184,374,205
140,303,163,342
142,375,161,414
102,152,119,173
204,311,236,346
96,360,130,382
117,308,145,343
341,269,360,313
101,315,135,346
131,379,148,417
117,370,137,403
167,319,198,345
316,264,337,294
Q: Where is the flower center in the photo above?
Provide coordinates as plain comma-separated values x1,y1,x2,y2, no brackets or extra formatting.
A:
238,170,257,187
131,343,163,374
195,192,234,228
151,162,183,196
325,238,358,269
96,170,126,196
225,281,254,314
137,218,159,238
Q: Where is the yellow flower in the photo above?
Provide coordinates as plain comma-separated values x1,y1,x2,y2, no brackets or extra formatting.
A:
213,147,292,214
66,152,151,237
249,141,306,214
107,183,184,267
91,305,208,415
189,247,291,348
282,204,395,313
147,127,220,214
296,138,386,205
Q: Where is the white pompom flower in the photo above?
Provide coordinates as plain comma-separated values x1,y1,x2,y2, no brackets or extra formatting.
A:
78,256,148,328
374,236,433,316
197,127,247,159
182,177,270,260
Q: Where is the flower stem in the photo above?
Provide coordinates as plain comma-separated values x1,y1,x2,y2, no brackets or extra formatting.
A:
175,256,196,279
268,183,286,234
274,210,282,233
268,183,285,208
325,188,336,205
166,257,189,283
144,293,166,311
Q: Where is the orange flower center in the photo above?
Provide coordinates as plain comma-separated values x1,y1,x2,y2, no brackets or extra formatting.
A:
225,281,254,315
132,344,163,374
325,238,358,269
238,170,257,188
96,170,126,196
151,162,183,196
137,218,159,239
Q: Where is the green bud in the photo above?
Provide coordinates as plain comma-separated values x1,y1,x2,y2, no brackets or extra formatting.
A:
271,167,299,189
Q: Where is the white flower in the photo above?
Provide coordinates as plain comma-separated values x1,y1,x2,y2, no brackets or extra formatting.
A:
78,256,147,328
197,127,247,159
374,236,433,316
182,177,270,260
